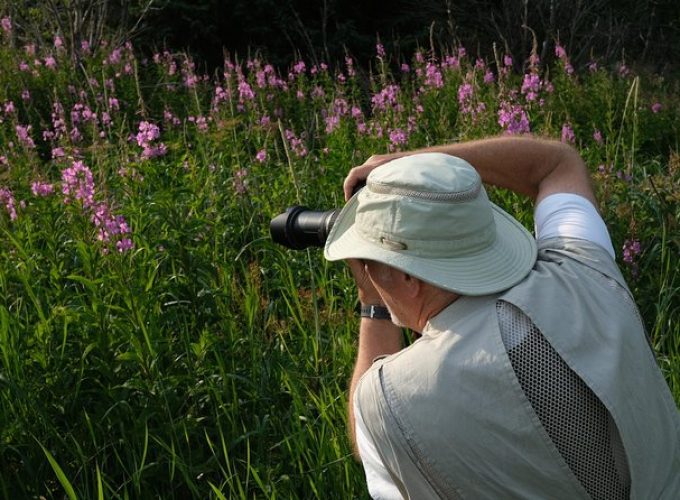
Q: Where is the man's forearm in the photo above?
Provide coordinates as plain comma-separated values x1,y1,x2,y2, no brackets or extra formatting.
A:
362,135,596,206
348,318,402,457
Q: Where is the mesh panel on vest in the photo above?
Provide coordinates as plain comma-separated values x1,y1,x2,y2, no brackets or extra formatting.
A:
496,301,631,500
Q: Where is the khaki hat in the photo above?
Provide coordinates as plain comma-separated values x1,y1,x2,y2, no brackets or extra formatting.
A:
324,153,537,296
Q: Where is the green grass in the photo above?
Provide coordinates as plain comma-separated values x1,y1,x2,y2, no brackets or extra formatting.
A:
0,30,678,498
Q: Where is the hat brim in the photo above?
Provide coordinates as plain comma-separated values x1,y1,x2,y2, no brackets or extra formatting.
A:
324,190,538,296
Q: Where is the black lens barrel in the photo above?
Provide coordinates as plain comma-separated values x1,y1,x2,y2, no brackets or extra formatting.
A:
270,206,339,249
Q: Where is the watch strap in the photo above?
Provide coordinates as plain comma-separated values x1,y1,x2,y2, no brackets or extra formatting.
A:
360,304,392,320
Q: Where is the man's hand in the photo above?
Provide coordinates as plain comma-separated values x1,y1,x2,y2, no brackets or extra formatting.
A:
344,154,397,201
346,258,383,305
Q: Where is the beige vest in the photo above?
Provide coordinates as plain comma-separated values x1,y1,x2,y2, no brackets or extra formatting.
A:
356,237,680,499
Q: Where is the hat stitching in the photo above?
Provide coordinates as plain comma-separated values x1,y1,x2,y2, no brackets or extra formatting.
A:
367,180,481,203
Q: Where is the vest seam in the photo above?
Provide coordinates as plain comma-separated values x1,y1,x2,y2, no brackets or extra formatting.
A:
379,366,464,499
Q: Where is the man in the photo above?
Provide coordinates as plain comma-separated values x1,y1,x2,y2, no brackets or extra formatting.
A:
323,135,680,499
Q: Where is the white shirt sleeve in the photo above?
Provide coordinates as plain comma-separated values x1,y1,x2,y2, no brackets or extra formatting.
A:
354,395,403,499
534,193,615,259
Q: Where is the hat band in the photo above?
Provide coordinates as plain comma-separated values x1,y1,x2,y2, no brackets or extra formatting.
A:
368,179,482,202
355,219,497,258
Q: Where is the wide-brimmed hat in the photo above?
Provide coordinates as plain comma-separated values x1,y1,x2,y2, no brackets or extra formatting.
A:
324,153,537,296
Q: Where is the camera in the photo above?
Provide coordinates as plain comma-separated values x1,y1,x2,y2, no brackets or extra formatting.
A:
269,206,340,249
270,182,364,250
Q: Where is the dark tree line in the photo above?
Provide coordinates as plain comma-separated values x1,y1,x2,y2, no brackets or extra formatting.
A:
2,0,680,73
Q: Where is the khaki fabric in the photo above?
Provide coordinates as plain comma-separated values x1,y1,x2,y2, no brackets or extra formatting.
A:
356,237,680,499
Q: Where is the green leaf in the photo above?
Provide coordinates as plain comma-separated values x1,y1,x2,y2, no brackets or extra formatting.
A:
39,443,78,500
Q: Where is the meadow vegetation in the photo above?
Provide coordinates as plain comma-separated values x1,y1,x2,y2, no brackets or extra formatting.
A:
0,15,678,498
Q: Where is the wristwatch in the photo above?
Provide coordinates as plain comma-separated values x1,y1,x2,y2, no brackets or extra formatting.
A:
360,304,392,320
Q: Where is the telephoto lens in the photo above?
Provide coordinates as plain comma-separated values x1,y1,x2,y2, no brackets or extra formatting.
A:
270,181,364,249
269,207,340,249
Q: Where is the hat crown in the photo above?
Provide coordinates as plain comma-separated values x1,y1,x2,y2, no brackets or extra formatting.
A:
367,153,482,201
355,153,496,257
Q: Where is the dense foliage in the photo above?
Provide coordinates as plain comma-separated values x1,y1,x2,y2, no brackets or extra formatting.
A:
0,14,678,499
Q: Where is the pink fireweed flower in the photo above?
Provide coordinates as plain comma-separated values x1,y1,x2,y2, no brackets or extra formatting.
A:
310,86,325,99
16,125,36,149
81,40,91,54
622,239,641,265
255,150,267,163
54,35,64,49
651,102,662,113
503,54,513,67
70,127,82,143
116,238,134,252
284,129,308,158
443,55,459,69
521,73,541,101
561,123,575,144
498,102,531,135
140,143,167,160
588,61,598,72
255,69,267,88
52,147,65,159
233,168,248,195
528,53,540,68
325,114,340,133
62,160,95,207
212,85,229,109
163,108,181,127
0,187,17,220
107,48,122,65
333,98,349,116
4,101,15,114
484,70,495,84
1,17,11,35
21,89,30,101
293,60,306,74
238,80,255,102
376,43,386,59
345,57,356,77
44,56,57,69
371,84,400,111
425,63,444,88
555,44,567,60
0,156,7,166
189,115,208,132
136,121,160,147
401,63,410,73
388,128,408,149
593,129,603,144
457,83,473,105
31,181,55,197
19,61,29,71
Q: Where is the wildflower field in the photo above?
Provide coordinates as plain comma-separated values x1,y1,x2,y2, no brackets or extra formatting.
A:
0,15,679,499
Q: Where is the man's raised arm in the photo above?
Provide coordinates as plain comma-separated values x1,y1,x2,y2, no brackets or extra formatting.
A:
344,135,596,207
